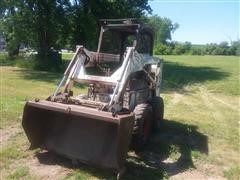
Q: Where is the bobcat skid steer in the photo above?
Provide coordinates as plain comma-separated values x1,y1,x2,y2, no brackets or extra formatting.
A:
22,19,164,178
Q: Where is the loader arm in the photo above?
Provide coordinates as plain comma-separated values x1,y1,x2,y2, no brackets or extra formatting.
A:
54,46,161,112
22,19,164,179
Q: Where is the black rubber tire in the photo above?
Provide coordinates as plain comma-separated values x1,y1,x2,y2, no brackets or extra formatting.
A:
131,103,153,150
152,96,164,131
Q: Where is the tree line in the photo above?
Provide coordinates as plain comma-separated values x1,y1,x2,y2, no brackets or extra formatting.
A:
154,41,240,56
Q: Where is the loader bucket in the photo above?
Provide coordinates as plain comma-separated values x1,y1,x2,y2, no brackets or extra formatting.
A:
22,100,134,171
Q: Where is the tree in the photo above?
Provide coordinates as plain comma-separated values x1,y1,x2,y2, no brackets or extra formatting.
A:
183,41,192,54
229,40,240,56
1,0,152,70
28,0,69,70
1,0,70,69
148,15,179,45
68,0,152,50
0,0,29,56
154,43,173,55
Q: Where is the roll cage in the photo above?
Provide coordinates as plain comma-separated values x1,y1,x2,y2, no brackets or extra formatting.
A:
97,19,154,59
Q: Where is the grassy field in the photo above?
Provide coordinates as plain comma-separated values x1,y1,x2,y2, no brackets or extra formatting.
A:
0,54,239,179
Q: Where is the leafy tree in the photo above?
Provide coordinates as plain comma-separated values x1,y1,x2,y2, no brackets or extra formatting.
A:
229,41,240,56
68,0,152,50
1,0,153,69
183,41,192,54
154,43,173,55
189,41,239,56
1,0,71,69
172,42,184,55
189,45,205,55
27,0,70,70
148,15,179,45
0,0,29,56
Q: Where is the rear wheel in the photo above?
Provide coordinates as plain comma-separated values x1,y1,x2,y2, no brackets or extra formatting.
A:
152,96,164,131
131,103,152,150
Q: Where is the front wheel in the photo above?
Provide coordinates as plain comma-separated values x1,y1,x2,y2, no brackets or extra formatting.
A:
131,103,153,150
152,96,164,131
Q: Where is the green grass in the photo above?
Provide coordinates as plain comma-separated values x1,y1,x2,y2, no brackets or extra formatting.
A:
0,131,30,169
6,166,31,180
0,67,62,128
224,166,240,180
0,52,74,73
0,54,239,179
62,53,74,60
161,55,239,95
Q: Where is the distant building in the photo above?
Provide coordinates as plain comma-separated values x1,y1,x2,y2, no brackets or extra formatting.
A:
0,34,6,51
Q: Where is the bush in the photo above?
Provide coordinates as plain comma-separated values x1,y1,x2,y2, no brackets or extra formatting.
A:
154,43,173,55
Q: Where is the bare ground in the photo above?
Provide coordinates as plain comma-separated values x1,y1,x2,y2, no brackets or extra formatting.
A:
5,147,72,180
20,153,71,179
0,125,21,146
1,124,227,180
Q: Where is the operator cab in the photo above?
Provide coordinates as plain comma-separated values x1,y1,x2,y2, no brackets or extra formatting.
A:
88,19,154,74
99,19,154,55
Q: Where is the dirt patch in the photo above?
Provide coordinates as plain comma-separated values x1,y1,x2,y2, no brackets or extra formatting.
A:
0,125,21,146
170,163,226,180
171,170,225,180
27,157,71,179
10,151,72,180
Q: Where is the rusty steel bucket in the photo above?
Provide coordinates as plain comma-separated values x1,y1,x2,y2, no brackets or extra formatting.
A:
22,100,134,171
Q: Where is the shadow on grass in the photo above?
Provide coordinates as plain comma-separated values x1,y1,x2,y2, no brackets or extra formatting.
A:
135,119,208,177
12,69,62,83
34,119,207,179
162,62,228,92
12,68,86,90
2,54,229,92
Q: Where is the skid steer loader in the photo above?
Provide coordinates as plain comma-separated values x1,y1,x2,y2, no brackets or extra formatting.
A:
22,19,164,178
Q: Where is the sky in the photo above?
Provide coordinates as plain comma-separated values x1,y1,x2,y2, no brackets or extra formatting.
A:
148,0,239,44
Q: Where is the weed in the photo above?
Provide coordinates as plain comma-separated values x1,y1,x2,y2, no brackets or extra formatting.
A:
224,166,240,180
6,166,31,179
